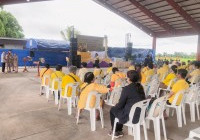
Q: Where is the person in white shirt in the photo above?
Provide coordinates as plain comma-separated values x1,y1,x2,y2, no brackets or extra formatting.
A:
78,62,88,82
1,51,6,73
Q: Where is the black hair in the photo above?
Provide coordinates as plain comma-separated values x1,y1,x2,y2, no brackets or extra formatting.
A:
171,65,178,74
82,62,87,68
135,64,142,73
127,70,145,97
164,61,169,65
178,69,188,79
45,64,50,69
147,63,153,69
84,72,94,84
56,64,62,71
112,67,119,74
109,63,113,67
182,62,186,65
194,61,200,69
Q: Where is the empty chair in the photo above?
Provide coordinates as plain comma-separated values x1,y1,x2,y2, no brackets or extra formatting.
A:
40,75,50,96
184,86,200,122
146,96,168,140
112,99,150,140
48,78,61,105
58,82,80,115
166,90,186,127
76,91,104,131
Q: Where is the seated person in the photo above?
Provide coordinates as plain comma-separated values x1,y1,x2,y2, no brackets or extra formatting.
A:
167,69,189,106
135,64,142,73
187,61,200,84
157,61,169,81
40,64,54,95
50,64,65,90
61,66,81,97
78,62,88,82
108,70,145,138
110,67,126,90
106,63,113,75
179,62,187,69
77,72,109,118
141,63,154,85
93,65,104,78
160,65,177,89
141,63,148,84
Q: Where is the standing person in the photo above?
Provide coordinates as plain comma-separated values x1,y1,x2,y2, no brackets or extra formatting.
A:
6,51,12,73
13,53,18,73
10,52,14,71
108,70,146,138
94,53,100,67
1,51,6,73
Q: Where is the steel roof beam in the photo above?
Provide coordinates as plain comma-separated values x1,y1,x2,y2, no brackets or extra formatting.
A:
166,0,200,32
128,0,175,34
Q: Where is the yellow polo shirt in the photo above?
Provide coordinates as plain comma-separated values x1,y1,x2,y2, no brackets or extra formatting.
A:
157,65,169,81
142,69,154,84
106,67,113,74
93,68,104,78
128,65,135,71
168,79,189,105
40,68,54,85
61,73,81,97
163,73,176,87
141,67,148,83
78,83,109,109
50,71,65,90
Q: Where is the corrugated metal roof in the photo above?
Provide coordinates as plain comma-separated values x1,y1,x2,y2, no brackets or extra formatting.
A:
1,0,199,38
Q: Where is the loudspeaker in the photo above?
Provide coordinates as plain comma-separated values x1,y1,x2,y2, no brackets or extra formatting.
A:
69,37,78,66
30,51,35,57
76,55,81,68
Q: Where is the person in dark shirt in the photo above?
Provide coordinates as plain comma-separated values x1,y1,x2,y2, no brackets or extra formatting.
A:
108,70,146,138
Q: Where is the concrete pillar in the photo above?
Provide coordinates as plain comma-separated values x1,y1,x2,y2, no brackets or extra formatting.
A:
152,37,157,60
197,34,200,61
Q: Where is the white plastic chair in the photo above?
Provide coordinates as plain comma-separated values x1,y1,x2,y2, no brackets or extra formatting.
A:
58,82,80,115
103,74,111,86
146,96,168,140
189,127,200,139
106,87,122,106
190,75,200,86
40,75,50,96
95,76,102,84
184,86,200,122
112,99,150,140
165,90,186,127
146,77,160,98
48,78,61,105
76,91,104,131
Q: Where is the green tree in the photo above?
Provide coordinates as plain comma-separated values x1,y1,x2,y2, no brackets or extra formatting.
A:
0,10,24,38
61,26,80,41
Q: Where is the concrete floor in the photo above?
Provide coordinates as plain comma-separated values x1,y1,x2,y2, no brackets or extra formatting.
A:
0,68,200,140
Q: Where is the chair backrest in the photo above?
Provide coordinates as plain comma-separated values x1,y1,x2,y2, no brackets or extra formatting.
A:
104,74,111,86
190,75,200,85
95,76,102,84
42,75,50,86
127,99,150,124
64,82,80,97
185,86,199,102
85,91,101,109
167,78,177,90
161,72,168,82
146,78,160,97
108,87,122,105
171,90,186,106
51,78,61,90
147,95,168,118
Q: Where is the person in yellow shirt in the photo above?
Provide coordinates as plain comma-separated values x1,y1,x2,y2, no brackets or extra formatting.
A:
157,61,169,81
160,65,177,89
77,72,109,119
93,65,104,78
50,64,65,90
110,67,126,90
106,63,113,75
187,61,200,84
40,64,54,95
141,63,154,84
78,62,88,82
61,66,81,97
179,62,187,69
167,69,189,105
141,64,148,84
128,65,135,71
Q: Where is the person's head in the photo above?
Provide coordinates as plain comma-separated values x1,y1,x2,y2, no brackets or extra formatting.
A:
147,63,153,69
112,67,119,74
84,72,95,84
194,61,200,69
170,65,178,74
135,64,142,72
177,69,188,79
182,62,186,66
127,70,141,83
95,53,98,57
109,63,113,67
69,66,77,74
56,64,62,71
82,62,87,68
45,64,50,69
164,61,169,65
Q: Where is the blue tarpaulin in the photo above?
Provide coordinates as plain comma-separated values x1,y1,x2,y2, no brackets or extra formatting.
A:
26,39,70,51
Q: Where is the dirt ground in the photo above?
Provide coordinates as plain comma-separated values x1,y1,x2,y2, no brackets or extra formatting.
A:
0,67,199,140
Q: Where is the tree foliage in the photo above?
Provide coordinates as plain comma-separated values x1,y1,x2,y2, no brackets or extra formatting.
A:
61,26,80,41
0,10,24,38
